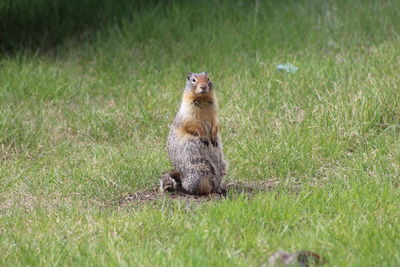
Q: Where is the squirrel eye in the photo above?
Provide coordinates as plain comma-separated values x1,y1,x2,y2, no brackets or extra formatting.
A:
192,78,196,82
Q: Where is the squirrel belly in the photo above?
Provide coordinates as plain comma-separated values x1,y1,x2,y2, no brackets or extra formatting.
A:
160,72,227,195
167,128,223,194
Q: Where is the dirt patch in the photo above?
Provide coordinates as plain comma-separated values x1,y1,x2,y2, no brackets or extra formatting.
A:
118,180,279,206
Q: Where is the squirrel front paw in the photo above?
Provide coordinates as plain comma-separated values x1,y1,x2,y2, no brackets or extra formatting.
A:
200,137,209,146
210,137,218,147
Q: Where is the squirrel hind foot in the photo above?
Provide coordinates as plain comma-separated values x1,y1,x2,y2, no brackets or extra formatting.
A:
159,170,182,193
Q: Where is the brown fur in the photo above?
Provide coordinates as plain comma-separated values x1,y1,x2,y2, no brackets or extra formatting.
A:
178,87,218,138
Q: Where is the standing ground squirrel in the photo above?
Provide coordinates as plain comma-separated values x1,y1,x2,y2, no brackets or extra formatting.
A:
160,72,227,195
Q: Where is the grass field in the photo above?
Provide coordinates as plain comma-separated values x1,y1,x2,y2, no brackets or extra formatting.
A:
1,0,400,266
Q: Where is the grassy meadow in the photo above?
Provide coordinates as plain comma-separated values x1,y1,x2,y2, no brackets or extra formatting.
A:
1,0,400,265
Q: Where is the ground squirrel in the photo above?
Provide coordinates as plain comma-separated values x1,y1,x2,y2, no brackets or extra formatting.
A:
160,72,227,195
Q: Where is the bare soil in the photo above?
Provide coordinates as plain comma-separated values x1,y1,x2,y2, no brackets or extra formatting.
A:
118,180,279,206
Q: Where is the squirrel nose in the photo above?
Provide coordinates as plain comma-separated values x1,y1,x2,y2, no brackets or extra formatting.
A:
200,85,207,90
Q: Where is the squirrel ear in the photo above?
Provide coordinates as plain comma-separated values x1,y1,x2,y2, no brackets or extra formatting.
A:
186,72,193,80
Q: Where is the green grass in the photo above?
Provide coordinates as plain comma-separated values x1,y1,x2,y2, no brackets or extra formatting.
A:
1,0,400,266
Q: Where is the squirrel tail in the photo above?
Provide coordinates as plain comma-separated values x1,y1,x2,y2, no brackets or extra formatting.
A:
159,170,182,193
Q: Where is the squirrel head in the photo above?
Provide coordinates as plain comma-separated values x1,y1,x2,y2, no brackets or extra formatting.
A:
185,72,213,95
